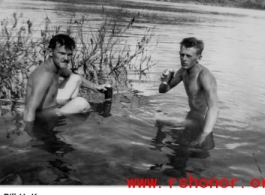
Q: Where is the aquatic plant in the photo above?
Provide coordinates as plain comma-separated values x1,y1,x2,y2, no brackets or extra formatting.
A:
0,8,157,114
0,13,29,100
66,8,157,93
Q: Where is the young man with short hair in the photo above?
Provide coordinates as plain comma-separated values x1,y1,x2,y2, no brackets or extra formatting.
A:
159,37,219,147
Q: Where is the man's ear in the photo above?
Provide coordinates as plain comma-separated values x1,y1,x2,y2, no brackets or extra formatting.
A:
197,55,202,62
48,48,53,57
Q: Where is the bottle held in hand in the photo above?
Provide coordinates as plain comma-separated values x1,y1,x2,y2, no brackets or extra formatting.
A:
104,84,113,101
162,69,174,85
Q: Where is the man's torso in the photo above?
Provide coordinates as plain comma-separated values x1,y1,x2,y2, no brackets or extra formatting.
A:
182,64,209,116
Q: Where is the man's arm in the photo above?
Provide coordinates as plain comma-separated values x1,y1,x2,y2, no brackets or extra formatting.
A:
60,68,107,91
190,70,219,148
159,68,183,93
81,77,107,91
200,70,219,134
23,73,52,122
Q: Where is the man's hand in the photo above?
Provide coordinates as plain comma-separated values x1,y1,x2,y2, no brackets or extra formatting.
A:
96,83,109,91
159,69,169,82
190,132,210,148
12,121,35,147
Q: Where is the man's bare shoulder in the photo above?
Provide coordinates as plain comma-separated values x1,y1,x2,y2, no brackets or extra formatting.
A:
198,65,217,88
28,64,53,86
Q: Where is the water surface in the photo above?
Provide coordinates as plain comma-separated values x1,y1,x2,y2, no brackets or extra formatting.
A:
1,0,265,185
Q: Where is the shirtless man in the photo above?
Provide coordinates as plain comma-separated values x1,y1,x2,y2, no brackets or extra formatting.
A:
159,37,219,147
21,34,107,139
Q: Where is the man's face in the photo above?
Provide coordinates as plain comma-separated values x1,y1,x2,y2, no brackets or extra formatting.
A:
50,43,73,69
179,46,201,70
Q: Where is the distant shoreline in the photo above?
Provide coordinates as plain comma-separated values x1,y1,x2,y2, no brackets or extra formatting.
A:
154,0,265,10
22,0,265,12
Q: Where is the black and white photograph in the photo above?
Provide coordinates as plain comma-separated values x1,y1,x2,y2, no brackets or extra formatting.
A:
0,0,265,193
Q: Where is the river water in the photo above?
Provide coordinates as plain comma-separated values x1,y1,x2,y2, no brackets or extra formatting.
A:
1,0,265,186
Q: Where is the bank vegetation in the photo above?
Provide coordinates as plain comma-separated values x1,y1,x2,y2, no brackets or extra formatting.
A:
0,9,157,114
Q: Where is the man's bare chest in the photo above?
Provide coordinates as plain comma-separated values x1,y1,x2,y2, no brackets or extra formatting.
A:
183,73,202,97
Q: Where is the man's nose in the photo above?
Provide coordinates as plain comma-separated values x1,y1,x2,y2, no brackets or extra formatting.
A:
63,55,70,62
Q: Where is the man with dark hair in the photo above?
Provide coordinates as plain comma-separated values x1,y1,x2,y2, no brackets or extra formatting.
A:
159,37,219,148
48,34,76,51
21,34,108,139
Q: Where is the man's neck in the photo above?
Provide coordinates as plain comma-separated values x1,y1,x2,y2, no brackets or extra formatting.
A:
46,58,59,74
186,63,199,76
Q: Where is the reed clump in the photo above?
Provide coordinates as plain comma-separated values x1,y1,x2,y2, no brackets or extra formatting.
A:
0,9,157,114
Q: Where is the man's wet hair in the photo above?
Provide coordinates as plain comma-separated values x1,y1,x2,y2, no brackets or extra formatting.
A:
48,34,76,50
180,37,204,55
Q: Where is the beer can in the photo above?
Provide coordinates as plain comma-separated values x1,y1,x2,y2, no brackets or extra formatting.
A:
163,70,174,84
104,84,113,101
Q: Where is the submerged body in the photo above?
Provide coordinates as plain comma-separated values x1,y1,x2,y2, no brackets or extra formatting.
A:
159,37,219,147
15,34,108,146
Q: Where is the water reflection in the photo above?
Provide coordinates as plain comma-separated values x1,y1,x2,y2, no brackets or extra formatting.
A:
150,111,215,178
100,101,112,118
1,0,265,184
1,99,115,184
32,111,74,157
90,101,112,118
30,109,88,184
31,99,113,158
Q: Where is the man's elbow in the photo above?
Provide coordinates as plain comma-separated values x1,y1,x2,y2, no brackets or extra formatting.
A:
159,84,169,93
